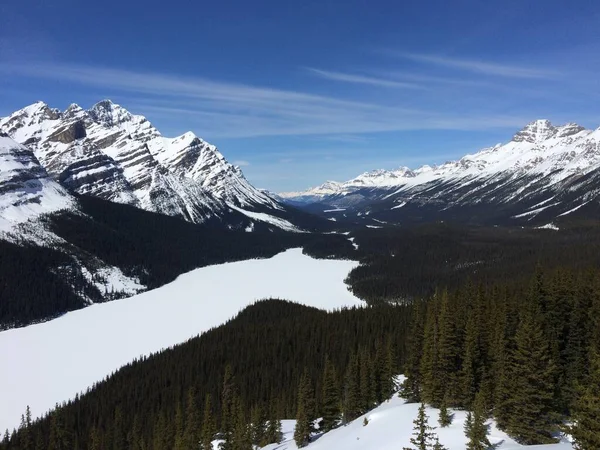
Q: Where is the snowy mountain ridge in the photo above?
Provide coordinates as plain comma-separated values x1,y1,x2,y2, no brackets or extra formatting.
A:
0,100,291,231
280,119,600,225
282,119,600,198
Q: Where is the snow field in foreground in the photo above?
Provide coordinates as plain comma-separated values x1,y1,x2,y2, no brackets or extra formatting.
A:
0,249,361,431
262,395,573,450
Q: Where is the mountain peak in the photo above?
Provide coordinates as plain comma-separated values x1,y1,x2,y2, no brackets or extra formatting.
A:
88,100,133,127
513,119,556,143
63,103,84,120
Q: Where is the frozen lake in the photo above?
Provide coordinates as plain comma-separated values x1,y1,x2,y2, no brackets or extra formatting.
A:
0,248,361,431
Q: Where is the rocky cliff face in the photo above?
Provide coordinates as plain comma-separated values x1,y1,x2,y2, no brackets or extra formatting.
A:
0,100,298,231
0,133,73,232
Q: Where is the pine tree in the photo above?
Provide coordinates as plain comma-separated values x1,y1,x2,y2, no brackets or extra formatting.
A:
438,395,452,427
378,337,396,401
232,398,251,450
420,299,442,406
342,352,361,423
403,403,436,450
89,426,101,450
359,349,375,412
264,399,282,445
183,387,200,450
153,411,170,450
502,302,557,445
19,411,32,450
436,290,461,405
250,404,266,447
128,415,143,450
569,351,600,450
293,371,316,448
220,365,237,450
173,401,185,450
465,392,491,450
201,394,216,450
112,406,125,450
402,302,425,402
34,429,44,450
460,303,482,409
48,408,71,450
320,357,341,432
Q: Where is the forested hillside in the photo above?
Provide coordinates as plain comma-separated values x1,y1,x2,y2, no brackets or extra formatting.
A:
1,300,409,450
345,222,600,303
3,260,599,450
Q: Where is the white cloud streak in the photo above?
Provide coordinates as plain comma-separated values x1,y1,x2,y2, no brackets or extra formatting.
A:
392,52,561,79
306,68,424,89
0,62,533,138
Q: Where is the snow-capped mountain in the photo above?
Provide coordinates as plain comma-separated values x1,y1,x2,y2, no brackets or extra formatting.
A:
280,120,600,226
0,100,305,231
0,133,74,232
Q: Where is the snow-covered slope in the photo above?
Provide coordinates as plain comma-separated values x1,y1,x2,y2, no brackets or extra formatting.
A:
0,101,303,231
0,248,360,432
0,134,144,314
263,393,572,450
0,134,74,232
281,120,600,225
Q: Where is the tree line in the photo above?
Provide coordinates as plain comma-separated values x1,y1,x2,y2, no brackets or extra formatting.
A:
400,268,600,448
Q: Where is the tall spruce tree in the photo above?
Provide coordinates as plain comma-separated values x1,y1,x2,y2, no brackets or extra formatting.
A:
264,398,282,446
503,302,557,445
460,302,483,409
173,401,185,450
359,349,375,412
402,302,425,402
569,351,600,450
250,404,266,447
320,357,341,432
201,394,216,450
220,365,237,450
465,392,491,450
183,387,200,450
436,290,461,405
232,399,251,450
89,427,101,450
293,371,316,448
153,410,170,450
342,352,361,423
420,299,442,406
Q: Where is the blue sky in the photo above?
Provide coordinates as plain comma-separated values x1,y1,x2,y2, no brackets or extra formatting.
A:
1,0,600,191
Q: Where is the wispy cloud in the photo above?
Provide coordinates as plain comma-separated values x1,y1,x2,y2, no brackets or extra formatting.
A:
0,62,533,138
306,68,423,89
233,160,250,166
390,52,560,79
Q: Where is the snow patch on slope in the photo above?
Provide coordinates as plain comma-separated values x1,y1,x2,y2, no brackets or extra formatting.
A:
262,390,572,450
229,205,303,232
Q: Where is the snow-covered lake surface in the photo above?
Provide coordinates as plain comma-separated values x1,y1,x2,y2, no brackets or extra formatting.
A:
0,248,361,431
263,391,573,450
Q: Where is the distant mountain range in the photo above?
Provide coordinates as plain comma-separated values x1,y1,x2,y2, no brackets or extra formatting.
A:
0,100,315,232
279,120,600,227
